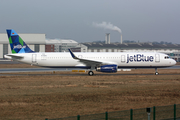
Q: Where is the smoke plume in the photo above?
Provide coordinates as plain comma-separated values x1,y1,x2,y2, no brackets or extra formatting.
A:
92,21,122,33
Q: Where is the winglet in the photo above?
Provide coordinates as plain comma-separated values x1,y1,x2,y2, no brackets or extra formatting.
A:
68,49,78,59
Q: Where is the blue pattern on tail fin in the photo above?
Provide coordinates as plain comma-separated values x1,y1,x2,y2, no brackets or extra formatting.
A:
6,29,35,54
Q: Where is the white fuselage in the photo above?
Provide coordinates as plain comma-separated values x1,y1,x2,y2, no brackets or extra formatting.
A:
4,52,176,69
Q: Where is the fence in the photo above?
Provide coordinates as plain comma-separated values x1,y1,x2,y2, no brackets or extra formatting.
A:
45,104,180,120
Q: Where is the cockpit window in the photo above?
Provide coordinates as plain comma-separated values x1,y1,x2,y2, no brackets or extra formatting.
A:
164,56,170,59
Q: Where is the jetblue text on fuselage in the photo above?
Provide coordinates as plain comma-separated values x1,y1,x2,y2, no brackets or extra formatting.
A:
127,54,154,63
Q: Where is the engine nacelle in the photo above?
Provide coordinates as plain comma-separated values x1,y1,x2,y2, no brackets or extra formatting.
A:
96,64,117,73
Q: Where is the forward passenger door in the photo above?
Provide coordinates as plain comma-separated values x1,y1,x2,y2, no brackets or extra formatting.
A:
155,54,160,62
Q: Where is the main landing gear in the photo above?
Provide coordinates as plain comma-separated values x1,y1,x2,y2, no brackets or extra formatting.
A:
88,66,95,76
155,68,159,75
88,71,94,76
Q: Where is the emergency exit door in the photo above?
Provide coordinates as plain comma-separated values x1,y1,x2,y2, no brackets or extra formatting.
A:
121,55,125,63
32,54,37,63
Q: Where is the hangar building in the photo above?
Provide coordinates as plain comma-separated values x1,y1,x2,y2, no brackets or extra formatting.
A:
46,39,87,52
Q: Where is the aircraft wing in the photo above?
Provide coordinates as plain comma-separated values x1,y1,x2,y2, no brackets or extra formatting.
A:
68,49,116,66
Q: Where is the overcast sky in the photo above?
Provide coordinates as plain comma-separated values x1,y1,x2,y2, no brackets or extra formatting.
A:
0,0,180,43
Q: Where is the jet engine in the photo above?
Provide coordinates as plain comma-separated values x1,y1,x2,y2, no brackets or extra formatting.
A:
96,64,117,73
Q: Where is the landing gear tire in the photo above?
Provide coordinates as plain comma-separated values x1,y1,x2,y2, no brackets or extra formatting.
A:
155,72,159,75
155,68,159,75
88,71,94,76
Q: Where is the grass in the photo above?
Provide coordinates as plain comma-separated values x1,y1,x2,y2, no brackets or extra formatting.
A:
0,64,180,120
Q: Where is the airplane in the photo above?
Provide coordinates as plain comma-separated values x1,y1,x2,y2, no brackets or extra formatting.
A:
4,29,176,76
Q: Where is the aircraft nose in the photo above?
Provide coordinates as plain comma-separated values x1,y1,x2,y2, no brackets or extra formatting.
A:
172,59,176,65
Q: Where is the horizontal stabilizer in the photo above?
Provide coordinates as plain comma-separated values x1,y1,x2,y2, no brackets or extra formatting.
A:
5,54,24,59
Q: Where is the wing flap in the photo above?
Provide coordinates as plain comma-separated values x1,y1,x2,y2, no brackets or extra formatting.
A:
77,58,102,66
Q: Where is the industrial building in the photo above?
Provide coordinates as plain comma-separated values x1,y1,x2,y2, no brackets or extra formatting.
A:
45,44,55,52
81,32,180,62
82,43,180,62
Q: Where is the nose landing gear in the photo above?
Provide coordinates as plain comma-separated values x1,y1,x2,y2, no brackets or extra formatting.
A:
155,68,159,75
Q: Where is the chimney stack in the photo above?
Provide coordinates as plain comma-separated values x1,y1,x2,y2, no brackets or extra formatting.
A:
121,34,122,44
105,33,110,44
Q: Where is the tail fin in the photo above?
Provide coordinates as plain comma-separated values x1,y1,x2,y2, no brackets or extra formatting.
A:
6,29,34,54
